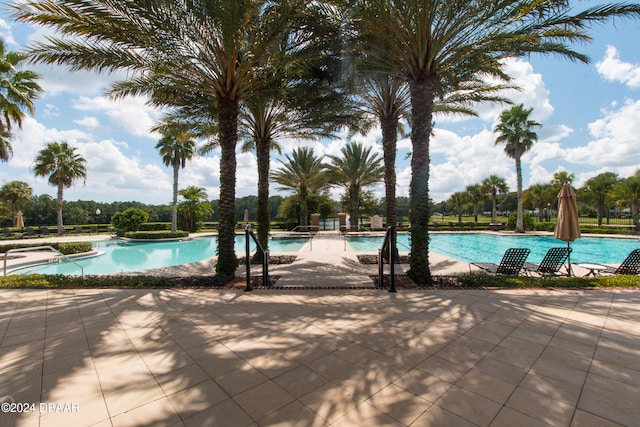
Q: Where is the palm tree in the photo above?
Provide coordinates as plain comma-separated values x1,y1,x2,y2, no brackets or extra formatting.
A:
583,172,619,226
155,130,195,233
177,186,213,233
271,147,328,227
448,192,468,224
12,0,301,282
465,184,484,223
482,175,509,224
32,141,87,234
494,104,540,233
614,171,640,231
0,38,43,161
326,142,385,230
353,0,640,284
524,183,555,222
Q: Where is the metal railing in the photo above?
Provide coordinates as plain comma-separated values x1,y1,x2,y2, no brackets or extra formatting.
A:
244,226,269,291
3,246,84,279
378,226,397,293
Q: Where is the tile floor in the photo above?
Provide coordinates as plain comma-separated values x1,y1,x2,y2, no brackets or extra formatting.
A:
1,288,639,426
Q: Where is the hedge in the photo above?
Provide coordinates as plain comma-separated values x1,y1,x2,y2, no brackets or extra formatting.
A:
123,231,189,239
0,241,92,255
457,273,640,288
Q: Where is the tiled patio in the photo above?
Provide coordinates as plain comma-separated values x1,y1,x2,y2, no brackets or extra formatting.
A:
1,287,639,426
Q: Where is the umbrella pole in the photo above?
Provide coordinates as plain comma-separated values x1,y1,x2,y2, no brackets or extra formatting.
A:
567,242,572,277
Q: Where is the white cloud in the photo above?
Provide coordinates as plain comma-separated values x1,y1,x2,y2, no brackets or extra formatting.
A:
0,19,15,46
74,116,100,129
567,99,640,166
596,46,640,89
74,96,161,138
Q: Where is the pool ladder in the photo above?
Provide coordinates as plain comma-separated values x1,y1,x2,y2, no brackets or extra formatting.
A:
3,246,84,279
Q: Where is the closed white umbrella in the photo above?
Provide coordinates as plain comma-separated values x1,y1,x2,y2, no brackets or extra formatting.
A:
15,210,24,229
554,183,581,276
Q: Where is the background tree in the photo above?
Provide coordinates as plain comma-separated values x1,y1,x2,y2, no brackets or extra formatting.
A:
482,175,509,224
177,186,213,233
155,128,195,233
465,184,484,222
524,183,555,222
582,172,619,226
614,171,640,231
271,147,328,227
0,180,33,224
448,192,468,224
111,207,149,235
326,142,384,230
0,38,43,161
352,0,640,285
32,141,87,234
494,104,540,233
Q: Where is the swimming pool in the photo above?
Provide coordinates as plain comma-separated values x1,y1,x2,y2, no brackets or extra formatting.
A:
347,233,640,265
12,235,308,276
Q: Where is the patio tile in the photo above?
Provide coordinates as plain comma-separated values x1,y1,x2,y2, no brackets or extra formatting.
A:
111,397,181,427
415,355,474,383
272,365,328,398
181,398,253,427
366,383,430,425
299,382,363,423
487,336,545,370
490,406,551,427
393,369,452,404
305,353,358,382
233,380,295,421
102,378,166,417
434,385,503,426
456,369,518,404
411,402,477,427
166,379,228,417
578,373,640,426
505,386,574,426
570,409,625,427
214,364,269,397
330,400,402,427
257,400,327,427
154,362,210,395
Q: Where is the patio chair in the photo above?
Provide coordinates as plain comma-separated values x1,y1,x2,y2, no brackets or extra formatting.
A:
469,248,530,276
522,247,570,277
586,248,640,275
26,227,36,237
40,227,50,235
2,228,11,238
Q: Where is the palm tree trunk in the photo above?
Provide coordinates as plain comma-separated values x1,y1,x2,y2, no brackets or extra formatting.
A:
216,96,239,281
255,138,270,261
349,184,359,230
172,163,179,233
381,115,397,228
57,184,64,235
515,156,524,233
407,76,435,285
300,186,309,227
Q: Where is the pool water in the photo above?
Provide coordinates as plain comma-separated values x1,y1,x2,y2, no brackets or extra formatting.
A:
12,236,308,276
347,233,640,265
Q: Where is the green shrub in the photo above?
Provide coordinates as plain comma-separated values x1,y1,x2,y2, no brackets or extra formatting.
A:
457,273,640,288
139,222,172,231
506,212,535,231
0,274,172,288
123,231,189,239
112,208,150,235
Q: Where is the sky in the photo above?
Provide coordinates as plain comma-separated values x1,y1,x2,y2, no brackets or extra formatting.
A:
1,3,640,206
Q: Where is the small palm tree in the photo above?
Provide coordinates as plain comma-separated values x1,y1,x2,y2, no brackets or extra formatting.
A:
271,147,328,227
465,184,484,223
583,172,619,226
33,141,87,234
0,181,33,225
482,175,509,224
155,130,195,232
0,38,43,161
326,142,385,230
494,104,540,233
177,186,213,233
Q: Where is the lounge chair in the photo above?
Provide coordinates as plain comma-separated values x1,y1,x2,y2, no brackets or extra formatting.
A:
26,227,36,237
469,248,530,276
581,248,640,276
523,247,570,277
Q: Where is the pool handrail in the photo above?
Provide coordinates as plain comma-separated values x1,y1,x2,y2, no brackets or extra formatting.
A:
3,245,85,279
244,225,269,291
378,226,397,292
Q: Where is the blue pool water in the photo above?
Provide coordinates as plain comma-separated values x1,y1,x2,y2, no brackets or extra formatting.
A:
347,233,640,265
12,236,308,276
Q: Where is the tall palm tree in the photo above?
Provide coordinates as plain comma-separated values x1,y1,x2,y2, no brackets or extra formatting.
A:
494,104,540,233
614,171,640,231
353,0,640,284
0,181,33,225
12,0,301,282
583,172,619,226
448,192,468,224
482,175,509,224
0,38,43,161
271,147,328,227
326,142,385,230
32,141,87,234
155,130,195,233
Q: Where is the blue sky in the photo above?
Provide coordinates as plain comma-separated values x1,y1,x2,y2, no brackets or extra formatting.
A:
1,4,640,206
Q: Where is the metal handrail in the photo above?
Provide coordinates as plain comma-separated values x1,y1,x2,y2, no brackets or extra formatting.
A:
244,225,269,291
378,226,396,292
3,246,84,279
